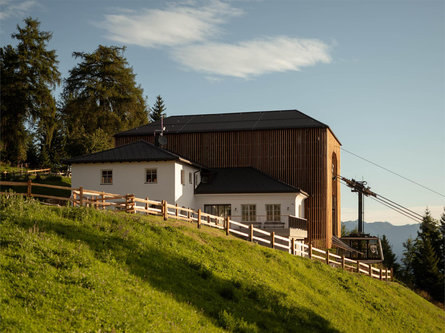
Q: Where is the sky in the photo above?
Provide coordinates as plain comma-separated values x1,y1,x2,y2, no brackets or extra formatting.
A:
1,0,444,226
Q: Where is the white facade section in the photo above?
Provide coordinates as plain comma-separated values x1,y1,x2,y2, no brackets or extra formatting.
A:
195,192,307,228
71,161,198,208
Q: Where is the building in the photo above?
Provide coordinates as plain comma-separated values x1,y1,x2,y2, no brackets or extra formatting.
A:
68,140,309,241
114,109,341,247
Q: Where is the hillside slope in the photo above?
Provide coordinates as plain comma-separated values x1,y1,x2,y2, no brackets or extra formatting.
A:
1,196,444,332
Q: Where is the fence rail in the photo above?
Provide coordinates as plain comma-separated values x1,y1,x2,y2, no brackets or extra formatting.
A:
0,180,393,282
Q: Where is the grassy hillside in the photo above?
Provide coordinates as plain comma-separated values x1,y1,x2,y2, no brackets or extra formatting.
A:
1,196,443,332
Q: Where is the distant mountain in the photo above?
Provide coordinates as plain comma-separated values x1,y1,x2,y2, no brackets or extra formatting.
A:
342,221,419,263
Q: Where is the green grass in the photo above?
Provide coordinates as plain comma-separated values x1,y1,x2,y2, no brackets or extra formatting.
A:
1,196,443,332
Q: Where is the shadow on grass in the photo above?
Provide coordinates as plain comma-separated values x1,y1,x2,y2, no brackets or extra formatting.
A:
15,213,340,333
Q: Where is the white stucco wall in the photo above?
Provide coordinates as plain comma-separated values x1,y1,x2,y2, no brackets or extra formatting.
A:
71,161,198,207
173,163,198,208
194,192,307,227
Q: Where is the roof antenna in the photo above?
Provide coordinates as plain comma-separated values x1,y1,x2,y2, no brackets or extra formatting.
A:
154,116,167,147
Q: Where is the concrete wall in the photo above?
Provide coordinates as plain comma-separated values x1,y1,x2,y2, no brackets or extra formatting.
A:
195,193,307,227
71,161,197,207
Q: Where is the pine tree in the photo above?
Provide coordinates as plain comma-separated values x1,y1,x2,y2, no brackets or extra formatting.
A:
1,18,60,165
401,237,416,287
381,234,400,276
150,95,167,122
61,45,148,157
402,209,444,302
439,208,445,276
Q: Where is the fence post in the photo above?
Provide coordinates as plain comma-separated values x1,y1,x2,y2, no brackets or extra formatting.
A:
249,224,254,242
308,244,312,259
79,187,84,206
385,269,388,282
368,264,372,277
101,193,105,210
225,216,230,236
391,268,394,281
356,261,360,273
145,197,149,211
197,209,201,228
27,179,32,198
163,200,168,220
325,249,330,265
175,203,178,218
291,238,295,255
187,208,191,221
271,232,275,249
341,255,345,269
129,194,135,213
379,268,383,280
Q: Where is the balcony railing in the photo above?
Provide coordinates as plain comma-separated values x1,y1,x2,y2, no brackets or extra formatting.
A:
288,215,307,231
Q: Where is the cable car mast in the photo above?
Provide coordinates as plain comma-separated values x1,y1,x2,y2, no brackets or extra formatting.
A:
340,177,376,234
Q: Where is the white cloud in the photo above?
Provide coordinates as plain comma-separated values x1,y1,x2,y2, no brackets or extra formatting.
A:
172,37,332,78
0,0,36,21
102,0,242,48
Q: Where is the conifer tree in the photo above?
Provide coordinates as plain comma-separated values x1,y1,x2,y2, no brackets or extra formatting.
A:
150,95,167,122
0,18,60,165
61,45,148,156
381,234,400,276
402,209,444,302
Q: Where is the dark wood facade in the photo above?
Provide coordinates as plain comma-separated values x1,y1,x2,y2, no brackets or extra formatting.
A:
115,127,341,248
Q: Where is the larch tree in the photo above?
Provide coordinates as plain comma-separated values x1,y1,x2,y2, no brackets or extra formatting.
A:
0,18,60,166
61,45,148,157
150,95,167,122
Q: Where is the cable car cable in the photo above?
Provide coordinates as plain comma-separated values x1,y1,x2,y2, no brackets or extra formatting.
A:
341,147,445,198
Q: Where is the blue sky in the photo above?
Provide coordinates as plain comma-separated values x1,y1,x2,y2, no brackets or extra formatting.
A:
1,0,444,225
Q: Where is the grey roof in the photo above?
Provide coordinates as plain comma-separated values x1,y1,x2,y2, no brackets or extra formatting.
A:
115,109,329,137
195,167,307,195
67,141,192,164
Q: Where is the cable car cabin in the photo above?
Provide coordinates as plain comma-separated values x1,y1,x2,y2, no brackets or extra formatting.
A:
338,233,384,263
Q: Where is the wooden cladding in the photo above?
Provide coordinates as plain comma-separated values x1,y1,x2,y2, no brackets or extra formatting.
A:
115,128,341,247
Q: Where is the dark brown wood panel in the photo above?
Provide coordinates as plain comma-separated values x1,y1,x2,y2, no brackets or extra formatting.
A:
115,128,341,248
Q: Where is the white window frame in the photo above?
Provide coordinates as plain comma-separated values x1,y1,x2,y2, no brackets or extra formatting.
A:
241,204,256,222
266,204,281,222
101,169,113,185
181,170,185,185
145,168,157,184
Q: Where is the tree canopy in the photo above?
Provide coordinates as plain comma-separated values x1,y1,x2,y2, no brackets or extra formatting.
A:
401,209,444,303
61,45,148,156
0,17,60,165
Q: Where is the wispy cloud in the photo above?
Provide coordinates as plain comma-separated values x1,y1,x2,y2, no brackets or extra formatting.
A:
101,1,333,79
102,0,242,48
172,37,332,78
0,0,36,21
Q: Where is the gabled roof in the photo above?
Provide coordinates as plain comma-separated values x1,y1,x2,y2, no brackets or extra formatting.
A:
195,167,308,195
66,140,197,166
114,109,329,137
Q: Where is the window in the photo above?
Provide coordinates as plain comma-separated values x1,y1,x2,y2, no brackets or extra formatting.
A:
101,170,112,184
189,172,192,184
181,170,185,185
241,204,256,222
266,204,281,222
145,169,157,183
204,204,231,217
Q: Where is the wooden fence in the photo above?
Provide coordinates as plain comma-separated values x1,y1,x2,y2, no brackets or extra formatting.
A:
0,181,393,281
